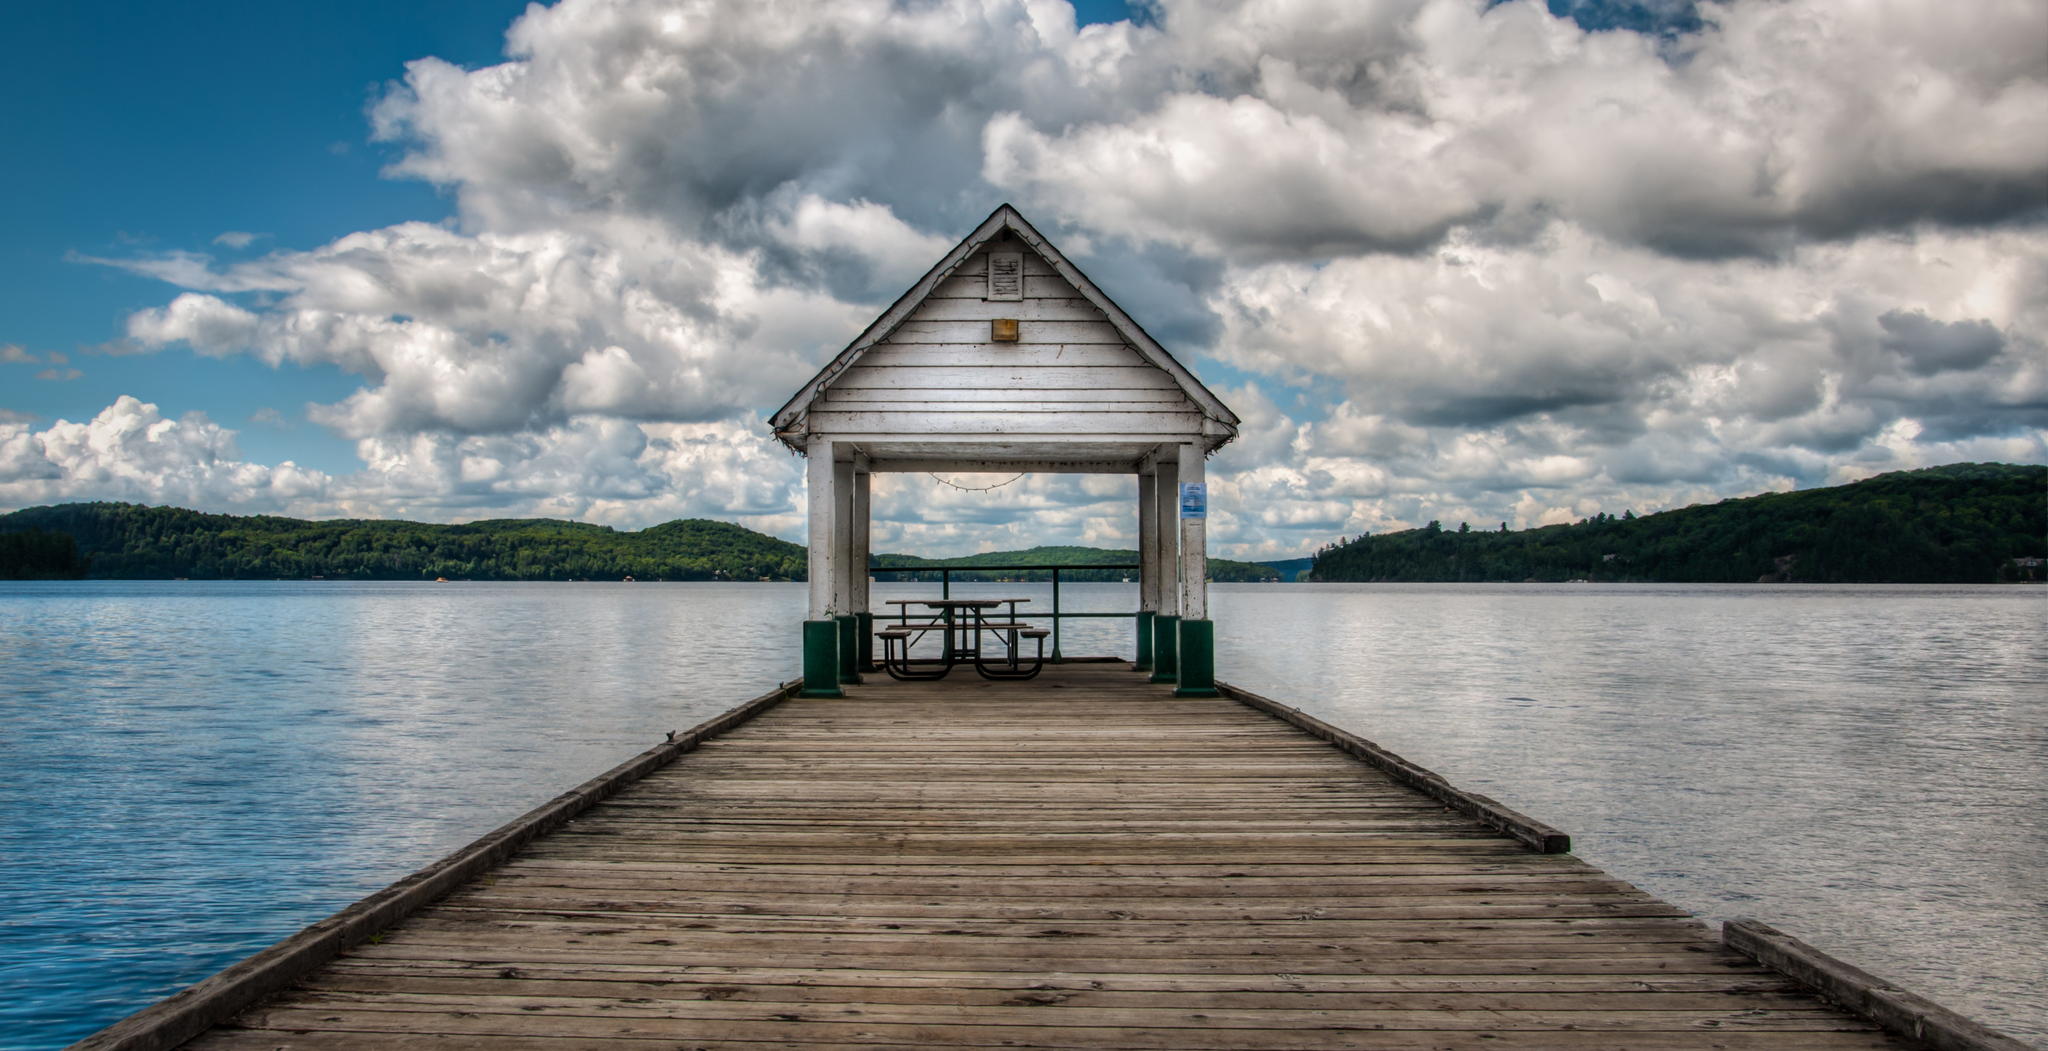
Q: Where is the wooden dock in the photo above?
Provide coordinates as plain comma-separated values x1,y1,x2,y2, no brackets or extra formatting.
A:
108,662,1950,1050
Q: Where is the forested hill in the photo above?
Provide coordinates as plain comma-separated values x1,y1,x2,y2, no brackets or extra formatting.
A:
0,503,807,581
874,545,1279,582
0,504,1280,582
1311,463,2046,584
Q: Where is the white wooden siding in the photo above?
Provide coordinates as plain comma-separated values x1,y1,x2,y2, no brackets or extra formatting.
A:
803,410,1205,434
826,386,1188,403
831,364,1179,390
883,319,1127,344
804,245,1207,444
903,298,1102,321
853,344,1163,367
929,273,1079,300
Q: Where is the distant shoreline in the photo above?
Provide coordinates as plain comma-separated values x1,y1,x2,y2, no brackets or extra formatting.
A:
0,504,1282,583
5,462,2042,585
1308,463,2044,586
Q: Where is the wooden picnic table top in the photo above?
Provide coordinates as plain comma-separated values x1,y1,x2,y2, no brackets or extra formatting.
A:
882,598,1030,608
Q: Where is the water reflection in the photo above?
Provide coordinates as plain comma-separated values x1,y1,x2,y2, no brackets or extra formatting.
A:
0,581,805,1049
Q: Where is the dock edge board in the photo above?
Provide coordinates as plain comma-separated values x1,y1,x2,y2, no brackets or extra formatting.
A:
65,679,804,1051
1724,918,2036,1051
1215,680,1573,854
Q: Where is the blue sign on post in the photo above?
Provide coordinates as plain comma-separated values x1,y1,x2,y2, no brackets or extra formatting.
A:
1179,482,1207,519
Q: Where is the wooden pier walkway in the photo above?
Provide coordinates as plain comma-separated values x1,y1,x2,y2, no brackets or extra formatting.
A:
156,663,1923,1050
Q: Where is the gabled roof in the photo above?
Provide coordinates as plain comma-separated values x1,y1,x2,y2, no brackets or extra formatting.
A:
769,204,1240,450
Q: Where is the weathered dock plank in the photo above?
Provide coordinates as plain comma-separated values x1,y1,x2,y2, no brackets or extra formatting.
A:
109,663,1948,1050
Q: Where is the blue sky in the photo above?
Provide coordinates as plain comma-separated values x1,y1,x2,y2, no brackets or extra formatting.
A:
2,0,2041,558
5,1,546,472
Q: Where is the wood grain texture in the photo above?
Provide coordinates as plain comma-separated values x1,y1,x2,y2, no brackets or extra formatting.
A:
833,363,1181,391
804,409,1207,437
169,663,1916,1050
847,344,1169,369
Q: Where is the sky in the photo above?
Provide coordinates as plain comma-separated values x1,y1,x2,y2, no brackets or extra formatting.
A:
2,0,2043,561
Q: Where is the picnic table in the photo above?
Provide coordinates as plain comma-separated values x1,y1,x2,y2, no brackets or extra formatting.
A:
877,598,1048,680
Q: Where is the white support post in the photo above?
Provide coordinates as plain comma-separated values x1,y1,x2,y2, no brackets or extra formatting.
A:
801,437,844,697
851,470,871,615
1176,443,1207,622
1172,441,1217,695
832,457,862,683
851,468,873,673
1153,455,1180,617
1134,470,1159,670
1148,451,1181,683
833,458,857,615
806,438,837,620
1137,472,1158,614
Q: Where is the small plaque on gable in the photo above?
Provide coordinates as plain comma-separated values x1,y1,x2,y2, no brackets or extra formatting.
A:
987,251,1023,301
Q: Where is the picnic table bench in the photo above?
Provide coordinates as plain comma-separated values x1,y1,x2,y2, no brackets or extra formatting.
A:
877,598,1048,680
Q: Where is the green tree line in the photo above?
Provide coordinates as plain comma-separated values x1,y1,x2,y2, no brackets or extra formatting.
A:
1310,463,2046,584
0,504,1280,582
0,504,807,581
874,545,1279,582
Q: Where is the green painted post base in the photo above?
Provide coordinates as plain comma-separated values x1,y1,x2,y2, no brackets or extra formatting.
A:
1133,610,1155,671
1148,614,1179,684
836,614,862,684
856,611,875,671
1174,618,1219,697
800,620,843,698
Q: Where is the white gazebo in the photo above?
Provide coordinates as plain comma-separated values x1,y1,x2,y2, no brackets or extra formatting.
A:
769,204,1240,697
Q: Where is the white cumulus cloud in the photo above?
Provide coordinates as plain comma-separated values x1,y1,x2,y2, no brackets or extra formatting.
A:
58,0,2048,557
0,397,333,511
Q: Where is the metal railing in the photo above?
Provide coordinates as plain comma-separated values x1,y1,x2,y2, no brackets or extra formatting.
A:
870,562,1139,661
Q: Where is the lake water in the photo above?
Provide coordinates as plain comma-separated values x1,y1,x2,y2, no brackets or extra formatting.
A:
1,580,2042,1048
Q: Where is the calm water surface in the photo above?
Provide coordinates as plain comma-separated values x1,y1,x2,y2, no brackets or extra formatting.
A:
1,581,2042,1047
